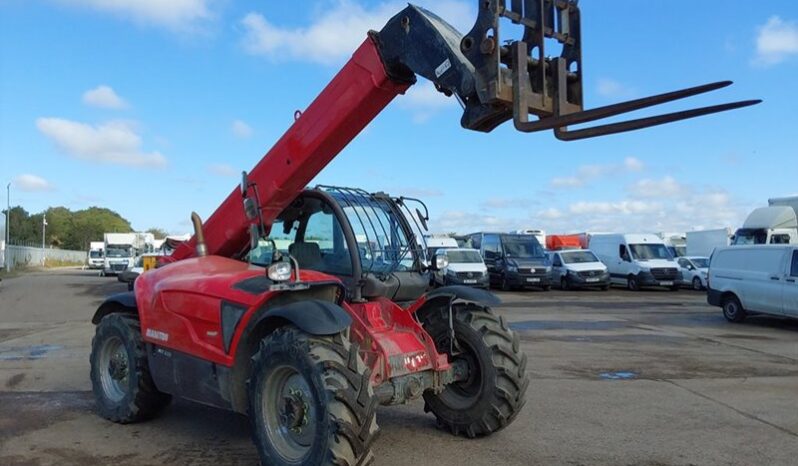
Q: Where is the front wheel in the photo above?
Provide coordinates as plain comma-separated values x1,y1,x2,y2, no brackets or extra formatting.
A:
722,295,747,323
627,275,640,291
249,327,379,466
419,303,529,438
90,314,171,423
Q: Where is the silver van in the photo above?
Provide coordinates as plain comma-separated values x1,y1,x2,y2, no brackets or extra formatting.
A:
707,245,798,322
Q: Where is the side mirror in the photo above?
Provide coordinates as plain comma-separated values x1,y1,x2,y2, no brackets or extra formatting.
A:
243,197,258,221
249,224,260,252
240,171,249,197
415,208,428,231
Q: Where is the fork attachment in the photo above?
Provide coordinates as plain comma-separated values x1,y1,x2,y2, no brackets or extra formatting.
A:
374,1,760,139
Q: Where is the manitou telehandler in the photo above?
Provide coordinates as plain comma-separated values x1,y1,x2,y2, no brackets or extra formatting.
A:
89,2,758,465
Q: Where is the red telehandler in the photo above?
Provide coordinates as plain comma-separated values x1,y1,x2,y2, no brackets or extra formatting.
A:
89,2,758,465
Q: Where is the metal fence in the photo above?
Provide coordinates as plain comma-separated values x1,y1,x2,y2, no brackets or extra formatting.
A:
1,243,87,270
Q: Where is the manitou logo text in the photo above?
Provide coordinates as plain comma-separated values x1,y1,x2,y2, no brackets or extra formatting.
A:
145,328,169,342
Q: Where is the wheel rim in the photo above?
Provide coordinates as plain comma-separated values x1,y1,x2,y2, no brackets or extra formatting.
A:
261,365,317,462
435,336,483,410
693,278,702,290
98,336,129,402
628,278,637,290
725,301,738,318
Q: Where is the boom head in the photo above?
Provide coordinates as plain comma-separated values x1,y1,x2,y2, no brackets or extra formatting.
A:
374,1,760,140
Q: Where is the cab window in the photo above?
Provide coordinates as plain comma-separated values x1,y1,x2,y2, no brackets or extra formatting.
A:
771,234,791,244
552,254,563,267
791,251,798,277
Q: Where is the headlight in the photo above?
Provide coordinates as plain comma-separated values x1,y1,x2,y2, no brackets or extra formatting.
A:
545,266,552,273
435,255,449,270
507,264,518,272
268,261,293,281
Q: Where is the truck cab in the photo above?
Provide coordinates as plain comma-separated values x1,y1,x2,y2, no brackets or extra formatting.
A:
733,205,798,245
102,245,135,276
87,243,105,269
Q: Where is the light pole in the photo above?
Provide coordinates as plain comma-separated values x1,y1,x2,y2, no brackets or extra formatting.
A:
42,214,47,266
5,182,9,272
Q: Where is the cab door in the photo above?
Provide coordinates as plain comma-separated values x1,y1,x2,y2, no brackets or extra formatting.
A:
783,249,798,317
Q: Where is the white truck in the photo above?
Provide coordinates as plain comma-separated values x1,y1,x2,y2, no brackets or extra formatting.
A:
657,232,686,257
686,228,732,257
87,241,105,269
733,196,798,245
102,232,155,276
514,229,546,250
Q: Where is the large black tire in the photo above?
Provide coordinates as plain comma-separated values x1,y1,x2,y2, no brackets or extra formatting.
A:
722,295,747,323
560,277,570,291
90,314,171,423
249,327,378,466
419,303,528,438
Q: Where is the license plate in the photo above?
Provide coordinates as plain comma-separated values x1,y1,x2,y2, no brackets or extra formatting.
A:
463,279,477,284
586,278,600,283
526,277,540,283
659,281,673,286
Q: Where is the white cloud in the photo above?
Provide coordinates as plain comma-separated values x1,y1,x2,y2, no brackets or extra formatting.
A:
231,119,253,139
538,208,563,220
82,85,127,109
13,174,54,192
624,156,645,172
36,117,167,168
754,16,798,66
628,176,686,198
387,186,443,197
550,157,644,189
240,1,473,65
596,78,636,99
568,200,661,216
480,197,537,209
208,163,237,177
52,0,214,31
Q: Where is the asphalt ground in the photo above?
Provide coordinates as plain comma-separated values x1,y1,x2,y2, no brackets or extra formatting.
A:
1,268,797,465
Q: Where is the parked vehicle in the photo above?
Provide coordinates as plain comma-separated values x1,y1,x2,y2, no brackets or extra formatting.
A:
707,245,798,321
658,232,686,257
589,233,682,291
549,249,610,290
734,197,798,245
102,233,136,276
686,228,732,257
514,229,546,250
423,235,459,261
546,234,582,251
432,248,489,288
677,256,709,290
87,241,105,269
469,232,551,290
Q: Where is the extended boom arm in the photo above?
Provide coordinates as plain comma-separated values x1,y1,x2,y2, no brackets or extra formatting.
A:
171,1,758,261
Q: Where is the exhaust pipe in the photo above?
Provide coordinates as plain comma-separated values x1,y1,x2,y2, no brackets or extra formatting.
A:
191,212,208,257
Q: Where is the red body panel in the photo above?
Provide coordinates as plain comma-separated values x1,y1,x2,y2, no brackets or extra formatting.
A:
137,257,448,381
546,234,583,250
171,37,410,261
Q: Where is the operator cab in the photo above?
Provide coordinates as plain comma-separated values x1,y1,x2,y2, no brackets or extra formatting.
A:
249,187,429,303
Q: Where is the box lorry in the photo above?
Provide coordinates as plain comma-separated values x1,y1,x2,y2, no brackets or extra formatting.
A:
546,234,583,251
102,232,155,276
733,196,798,245
686,228,732,257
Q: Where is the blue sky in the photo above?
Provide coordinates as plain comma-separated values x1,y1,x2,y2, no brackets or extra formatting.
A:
1,0,797,239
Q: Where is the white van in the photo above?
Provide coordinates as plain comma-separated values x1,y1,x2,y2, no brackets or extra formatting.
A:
548,249,610,290
707,245,798,322
432,248,489,288
589,233,682,291
423,236,459,262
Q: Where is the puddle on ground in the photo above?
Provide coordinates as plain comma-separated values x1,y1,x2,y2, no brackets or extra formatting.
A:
599,371,638,380
0,344,64,361
510,320,629,331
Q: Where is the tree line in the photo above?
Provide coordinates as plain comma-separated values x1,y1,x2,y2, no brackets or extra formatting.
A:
3,206,168,251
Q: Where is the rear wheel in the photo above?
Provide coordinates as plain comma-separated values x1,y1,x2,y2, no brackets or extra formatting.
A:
90,314,171,423
722,295,747,323
419,303,528,438
249,327,378,466
692,277,703,291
